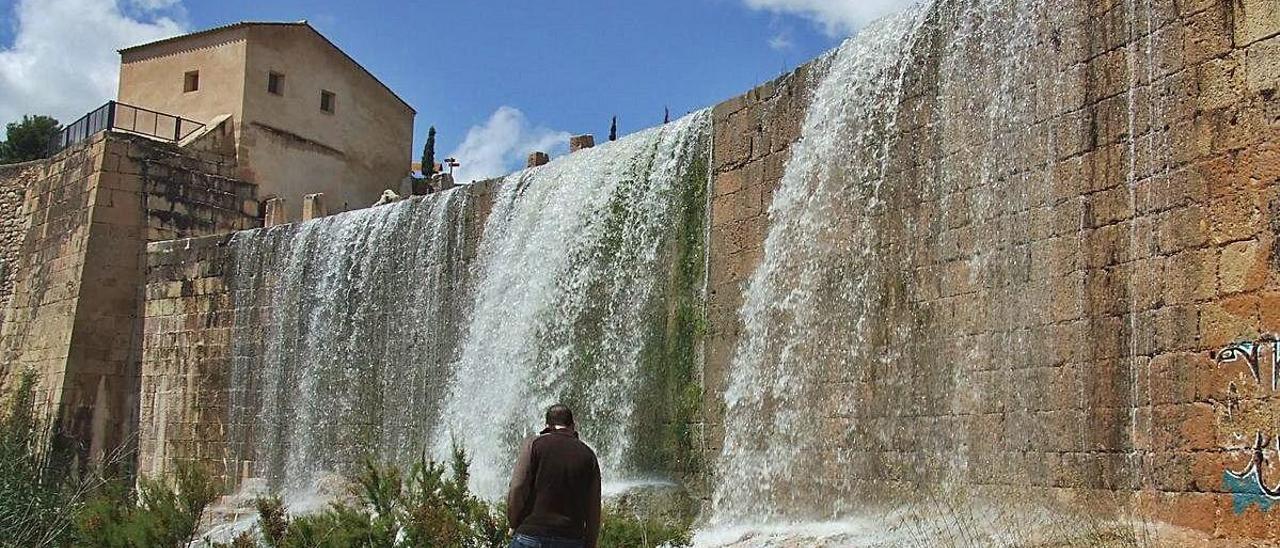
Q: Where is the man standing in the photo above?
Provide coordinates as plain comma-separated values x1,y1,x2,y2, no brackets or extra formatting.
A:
507,404,602,548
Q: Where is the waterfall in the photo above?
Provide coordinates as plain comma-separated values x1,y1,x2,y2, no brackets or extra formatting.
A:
223,110,711,498
709,4,935,525
227,189,477,491
441,110,711,498
708,0,1174,540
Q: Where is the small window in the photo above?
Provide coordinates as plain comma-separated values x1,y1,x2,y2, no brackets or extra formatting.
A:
268,71,284,95
183,70,199,92
320,90,335,113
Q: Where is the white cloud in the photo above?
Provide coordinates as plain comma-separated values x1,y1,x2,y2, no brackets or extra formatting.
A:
743,0,920,36
0,0,187,128
768,32,795,51
448,106,571,183
129,0,180,10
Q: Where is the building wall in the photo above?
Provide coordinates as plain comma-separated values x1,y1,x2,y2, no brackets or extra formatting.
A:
118,28,249,130
0,132,257,463
238,25,415,218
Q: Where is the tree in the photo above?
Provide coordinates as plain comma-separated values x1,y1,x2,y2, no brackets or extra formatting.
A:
421,126,437,178
664,107,670,124
0,115,61,164
609,116,617,142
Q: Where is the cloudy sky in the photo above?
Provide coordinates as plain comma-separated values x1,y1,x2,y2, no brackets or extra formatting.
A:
0,0,918,182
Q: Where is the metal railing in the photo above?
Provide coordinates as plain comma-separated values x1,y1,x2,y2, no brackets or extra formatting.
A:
48,101,206,155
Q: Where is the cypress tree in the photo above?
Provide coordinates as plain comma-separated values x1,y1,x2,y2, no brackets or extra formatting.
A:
609,117,618,142
421,126,437,177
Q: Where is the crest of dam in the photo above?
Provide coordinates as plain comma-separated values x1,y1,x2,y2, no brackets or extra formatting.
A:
223,110,712,497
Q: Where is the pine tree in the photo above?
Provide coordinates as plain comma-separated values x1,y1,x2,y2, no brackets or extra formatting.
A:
609,117,617,142
421,126,437,178
0,115,61,164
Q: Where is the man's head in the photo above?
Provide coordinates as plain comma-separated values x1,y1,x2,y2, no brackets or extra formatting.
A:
545,403,575,429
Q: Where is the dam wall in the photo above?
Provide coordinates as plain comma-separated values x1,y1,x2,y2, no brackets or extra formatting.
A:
127,0,1280,540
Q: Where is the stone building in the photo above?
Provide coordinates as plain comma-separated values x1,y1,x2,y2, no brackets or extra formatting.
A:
118,21,416,219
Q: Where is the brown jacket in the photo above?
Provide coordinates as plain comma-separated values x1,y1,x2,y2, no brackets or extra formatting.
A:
506,427,602,546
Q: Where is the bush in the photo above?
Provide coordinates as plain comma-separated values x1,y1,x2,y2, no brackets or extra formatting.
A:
73,461,220,547
226,444,691,548
0,370,87,547
599,509,692,548
230,445,507,548
0,369,222,548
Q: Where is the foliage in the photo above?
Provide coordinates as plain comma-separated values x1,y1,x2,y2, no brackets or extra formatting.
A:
1,369,225,548
0,369,77,547
422,126,437,178
0,115,61,164
599,509,692,548
221,444,691,548
228,444,506,548
73,462,220,547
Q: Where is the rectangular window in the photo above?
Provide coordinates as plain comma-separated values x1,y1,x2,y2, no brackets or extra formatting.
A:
183,70,199,93
320,90,335,113
268,71,284,95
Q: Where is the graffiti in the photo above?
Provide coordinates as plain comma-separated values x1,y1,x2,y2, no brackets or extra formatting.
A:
1212,335,1279,391
1223,433,1280,514
1214,336,1280,514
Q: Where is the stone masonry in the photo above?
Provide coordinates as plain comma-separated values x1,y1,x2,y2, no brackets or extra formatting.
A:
133,0,1278,540
704,0,1279,539
0,160,44,338
0,131,257,464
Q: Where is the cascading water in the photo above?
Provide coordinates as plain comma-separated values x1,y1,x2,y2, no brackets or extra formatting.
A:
441,110,711,498
227,189,477,491
705,0,1174,543
223,110,712,500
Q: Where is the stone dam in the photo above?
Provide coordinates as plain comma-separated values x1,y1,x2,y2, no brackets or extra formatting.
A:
1,0,1279,544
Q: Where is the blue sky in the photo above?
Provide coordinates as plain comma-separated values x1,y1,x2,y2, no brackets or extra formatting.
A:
0,0,916,181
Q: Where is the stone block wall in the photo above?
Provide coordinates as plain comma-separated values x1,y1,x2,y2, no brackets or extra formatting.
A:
703,63,825,460
138,234,237,479
0,160,45,337
702,0,1280,538
0,131,257,463
1,140,102,433
132,0,1278,539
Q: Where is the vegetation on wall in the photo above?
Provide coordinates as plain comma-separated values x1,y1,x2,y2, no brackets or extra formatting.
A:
0,115,61,164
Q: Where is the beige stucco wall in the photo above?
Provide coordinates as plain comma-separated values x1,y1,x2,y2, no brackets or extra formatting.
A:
117,24,415,220
239,25,415,217
118,28,249,132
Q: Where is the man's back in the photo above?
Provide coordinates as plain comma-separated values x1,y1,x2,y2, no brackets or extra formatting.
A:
507,427,602,545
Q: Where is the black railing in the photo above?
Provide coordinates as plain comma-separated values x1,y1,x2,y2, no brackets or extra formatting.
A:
48,101,206,155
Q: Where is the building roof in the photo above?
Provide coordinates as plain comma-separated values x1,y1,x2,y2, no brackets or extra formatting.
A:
118,21,415,114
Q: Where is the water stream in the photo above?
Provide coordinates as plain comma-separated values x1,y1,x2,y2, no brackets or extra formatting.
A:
224,110,712,499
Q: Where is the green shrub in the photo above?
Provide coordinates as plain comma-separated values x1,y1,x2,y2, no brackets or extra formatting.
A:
599,509,692,548
73,461,220,547
0,370,92,548
236,444,508,548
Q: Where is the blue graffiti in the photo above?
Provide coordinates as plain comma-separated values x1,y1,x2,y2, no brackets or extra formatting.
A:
1224,433,1280,514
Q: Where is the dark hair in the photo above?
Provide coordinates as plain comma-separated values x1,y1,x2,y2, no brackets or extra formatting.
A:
545,404,574,427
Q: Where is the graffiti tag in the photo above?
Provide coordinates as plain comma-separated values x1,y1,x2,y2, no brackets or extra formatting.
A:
1214,335,1280,514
